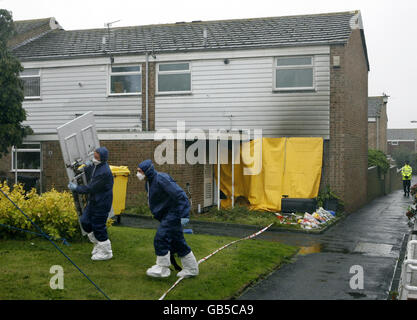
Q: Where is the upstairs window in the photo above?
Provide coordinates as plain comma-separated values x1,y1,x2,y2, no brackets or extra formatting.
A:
274,56,314,91
157,62,191,94
20,69,40,99
110,65,141,95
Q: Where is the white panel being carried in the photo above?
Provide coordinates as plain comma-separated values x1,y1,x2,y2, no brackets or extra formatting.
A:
56,112,100,235
57,111,100,182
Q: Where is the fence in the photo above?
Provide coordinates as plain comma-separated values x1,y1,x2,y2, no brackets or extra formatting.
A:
367,165,402,202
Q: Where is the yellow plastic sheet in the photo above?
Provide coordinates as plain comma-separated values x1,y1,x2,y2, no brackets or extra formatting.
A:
215,137,323,212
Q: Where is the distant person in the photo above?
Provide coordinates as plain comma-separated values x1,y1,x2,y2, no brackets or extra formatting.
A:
68,147,114,261
137,159,199,279
401,160,413,197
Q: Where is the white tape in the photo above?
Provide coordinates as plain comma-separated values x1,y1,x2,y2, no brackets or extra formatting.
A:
158,223,273,300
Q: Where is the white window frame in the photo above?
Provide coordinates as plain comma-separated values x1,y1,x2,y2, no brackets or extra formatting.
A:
20,68,41,100
273,56,315,91
11,143,42,173
156,62,192,95
391,141,399,145
108,64,142,96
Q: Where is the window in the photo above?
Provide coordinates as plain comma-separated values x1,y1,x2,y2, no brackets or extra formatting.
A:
109,65,141,95
20,69,40,99
391,141,399,146
11,143,41,172
274,56,314,91
157,62,191,94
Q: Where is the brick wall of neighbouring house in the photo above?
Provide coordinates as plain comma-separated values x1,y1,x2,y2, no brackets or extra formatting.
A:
141,61,156,131
40,139,205,212
388,141,416,155
328,29,369,213
379,104,388,153
368,122,377,150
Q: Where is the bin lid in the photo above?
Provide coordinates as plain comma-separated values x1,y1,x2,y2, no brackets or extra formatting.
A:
109,165,131,176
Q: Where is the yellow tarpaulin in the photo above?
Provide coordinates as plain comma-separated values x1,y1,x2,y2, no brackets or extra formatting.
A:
216,137,323,212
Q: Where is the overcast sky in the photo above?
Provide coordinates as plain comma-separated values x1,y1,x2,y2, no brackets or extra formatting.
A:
1,0,416,128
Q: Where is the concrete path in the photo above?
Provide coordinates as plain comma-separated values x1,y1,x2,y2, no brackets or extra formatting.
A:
239,182,414,300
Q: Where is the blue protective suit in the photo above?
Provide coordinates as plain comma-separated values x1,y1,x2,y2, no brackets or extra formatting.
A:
76,147,114,241
138,159,191,257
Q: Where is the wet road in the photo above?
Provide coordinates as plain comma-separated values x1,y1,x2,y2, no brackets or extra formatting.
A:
239,186,413,300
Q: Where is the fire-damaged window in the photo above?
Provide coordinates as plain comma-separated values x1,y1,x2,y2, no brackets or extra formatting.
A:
274,56,314,91
157,62,191,94
109,65,142,95
11,143,41,172
20,68,41,99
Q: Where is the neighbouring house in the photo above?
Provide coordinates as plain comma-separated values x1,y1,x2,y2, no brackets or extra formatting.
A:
8,17,62,49
368,95,388,153
0,11,370,213
387,129,417,155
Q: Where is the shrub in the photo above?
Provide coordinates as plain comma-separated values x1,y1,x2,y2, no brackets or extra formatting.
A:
122,192,151,216
0,182,112,241
368,149,390,174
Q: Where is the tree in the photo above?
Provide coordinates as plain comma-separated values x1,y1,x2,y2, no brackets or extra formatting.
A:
0,9,32,159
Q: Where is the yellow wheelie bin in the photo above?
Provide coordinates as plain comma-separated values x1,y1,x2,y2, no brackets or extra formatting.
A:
109,165,131,224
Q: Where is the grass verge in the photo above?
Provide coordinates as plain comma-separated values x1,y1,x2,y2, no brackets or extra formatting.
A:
0,225,297,300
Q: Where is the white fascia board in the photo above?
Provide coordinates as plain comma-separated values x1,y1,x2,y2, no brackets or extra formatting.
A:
21,45,330,68
387,140,416,142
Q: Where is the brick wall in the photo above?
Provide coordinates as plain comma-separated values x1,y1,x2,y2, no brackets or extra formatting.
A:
388,141,416,155
40,139,205,211
368,122,377,150
141,61,156,131
327,29,369,213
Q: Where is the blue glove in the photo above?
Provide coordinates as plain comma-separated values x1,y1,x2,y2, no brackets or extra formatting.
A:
68,182,77,191
181,218,189,227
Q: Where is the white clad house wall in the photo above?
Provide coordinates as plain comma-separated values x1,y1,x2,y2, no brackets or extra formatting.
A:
21,64,142,134
155,51,331,138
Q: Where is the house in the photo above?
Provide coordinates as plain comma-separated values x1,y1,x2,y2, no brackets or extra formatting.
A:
0,11,370,213
387,129,417,155
9,17,62,49
368,95,388,153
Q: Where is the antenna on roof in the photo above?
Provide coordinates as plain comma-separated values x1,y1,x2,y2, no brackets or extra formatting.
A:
104,20,121,64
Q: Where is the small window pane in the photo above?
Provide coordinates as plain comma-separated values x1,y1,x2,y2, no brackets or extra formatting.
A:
22,77,40,97
16,152,40,170
277,57,312,66
21,69,40,76
111,66,140,73
159,63,189,72
276,68,313,88
111,75,142,94
158,73,191,92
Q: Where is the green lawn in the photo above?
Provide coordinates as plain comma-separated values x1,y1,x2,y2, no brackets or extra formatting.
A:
0,226,297,300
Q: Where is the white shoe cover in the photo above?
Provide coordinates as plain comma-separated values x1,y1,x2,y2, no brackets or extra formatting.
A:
91,239,113,261
146,252,171,278
177,251,199,278
87,232,99,255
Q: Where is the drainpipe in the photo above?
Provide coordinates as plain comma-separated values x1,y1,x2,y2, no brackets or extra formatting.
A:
145,52,149,131
376,116,379,150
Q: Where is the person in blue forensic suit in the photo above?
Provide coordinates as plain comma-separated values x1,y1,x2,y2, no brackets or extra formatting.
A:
68,147,114,261
137,159,199,278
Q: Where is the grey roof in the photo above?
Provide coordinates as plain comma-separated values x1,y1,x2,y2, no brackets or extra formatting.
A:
368,97,385,117
387,129,417,141
12,11,359,61
14,18,52,36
